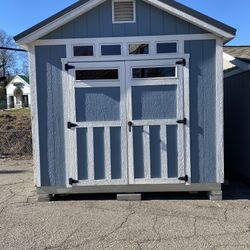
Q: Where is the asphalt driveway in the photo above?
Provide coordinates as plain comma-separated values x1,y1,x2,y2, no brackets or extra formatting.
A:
0,159,249,250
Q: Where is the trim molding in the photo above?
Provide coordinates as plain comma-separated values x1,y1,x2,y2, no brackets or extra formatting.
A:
28,44,41,187
216,39,224,183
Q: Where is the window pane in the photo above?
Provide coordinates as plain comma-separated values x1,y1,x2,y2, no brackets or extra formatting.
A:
129,44,149,55
133,67,176,79
157,43,177,53
76,69,119,80
74,46,93,56
101,45,121,56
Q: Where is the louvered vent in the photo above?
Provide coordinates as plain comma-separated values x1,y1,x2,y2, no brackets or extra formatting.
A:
113,1,135,23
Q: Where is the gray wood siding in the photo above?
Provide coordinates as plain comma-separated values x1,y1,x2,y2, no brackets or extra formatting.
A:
185,40,217,183
41,0,206,40
35,45,66,186
224,71,250,180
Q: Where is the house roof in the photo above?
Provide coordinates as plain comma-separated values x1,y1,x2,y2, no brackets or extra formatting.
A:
14,0,236,44
223,46,250,78
224,46,250,63
18,75,29,84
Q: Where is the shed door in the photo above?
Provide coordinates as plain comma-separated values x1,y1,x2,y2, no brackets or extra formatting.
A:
66,59,189,186
126,60,186,184
66,62,128,185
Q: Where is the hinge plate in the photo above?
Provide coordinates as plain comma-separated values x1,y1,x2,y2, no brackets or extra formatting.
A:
65,64,75,71
176,59,186,66
177,118,187,125
69,178,79,185
178,175,189,182
67,122,78,129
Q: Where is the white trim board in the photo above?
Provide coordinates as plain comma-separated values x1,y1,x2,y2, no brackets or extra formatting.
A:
215,39,224,183
16,0,234,45
28,45,41,187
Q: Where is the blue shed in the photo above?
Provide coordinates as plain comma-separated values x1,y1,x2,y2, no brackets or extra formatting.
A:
15,0,236,200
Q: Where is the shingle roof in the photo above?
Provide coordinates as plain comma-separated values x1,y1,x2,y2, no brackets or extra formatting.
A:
224,46,250,63
14,0,236,42
18,75,29,84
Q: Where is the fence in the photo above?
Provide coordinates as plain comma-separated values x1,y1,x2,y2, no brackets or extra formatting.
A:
0,130,32,159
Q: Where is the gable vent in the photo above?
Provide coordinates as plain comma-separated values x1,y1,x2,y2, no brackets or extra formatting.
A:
113,0,135,23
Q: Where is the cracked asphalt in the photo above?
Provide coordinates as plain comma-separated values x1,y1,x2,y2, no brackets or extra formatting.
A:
0,159,250,250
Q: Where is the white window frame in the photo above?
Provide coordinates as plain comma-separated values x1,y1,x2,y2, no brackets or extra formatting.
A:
112,0,136,24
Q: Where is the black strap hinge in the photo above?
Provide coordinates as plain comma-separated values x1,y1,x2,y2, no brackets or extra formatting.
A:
178,175,189,182
177,118,187,125
176,59,186,66
69,178,79,185
65,64,75,71
67,122,78,129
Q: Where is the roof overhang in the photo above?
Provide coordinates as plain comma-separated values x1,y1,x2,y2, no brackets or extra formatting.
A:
15,0,236,45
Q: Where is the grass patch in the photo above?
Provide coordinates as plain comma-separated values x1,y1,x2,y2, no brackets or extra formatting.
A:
1,108,31,116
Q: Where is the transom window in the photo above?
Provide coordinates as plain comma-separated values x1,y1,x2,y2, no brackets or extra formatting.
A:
157,42,177,54
73,45,94,57
129,44,149,55
76,69,119,80
132,67,176,79
101,45,121,56
113,0,136,23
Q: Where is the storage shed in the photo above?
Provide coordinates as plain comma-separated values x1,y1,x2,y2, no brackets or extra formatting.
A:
224,46,250,181
15,0,236,200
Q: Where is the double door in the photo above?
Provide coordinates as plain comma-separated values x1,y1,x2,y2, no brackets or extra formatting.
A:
65,59,189,186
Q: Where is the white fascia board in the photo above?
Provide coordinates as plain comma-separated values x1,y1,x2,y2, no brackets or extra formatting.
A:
17,0,107,45
143,0,234,41
223,52,250,71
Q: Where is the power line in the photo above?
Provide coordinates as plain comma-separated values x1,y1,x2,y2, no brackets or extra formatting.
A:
0,46,27,52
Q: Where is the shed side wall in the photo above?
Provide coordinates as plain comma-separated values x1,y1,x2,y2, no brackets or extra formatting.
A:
224,70,250,180
35,45,66,186
41,0,207,40
185,40,217,183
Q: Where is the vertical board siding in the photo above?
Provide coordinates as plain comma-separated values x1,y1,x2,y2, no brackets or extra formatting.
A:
35,45,66,186
185,40,216,183
224,71,250,179
41,0,206,40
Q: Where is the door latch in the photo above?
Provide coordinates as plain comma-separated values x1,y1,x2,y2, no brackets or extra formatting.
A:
128,121,133,132
67,122,78,129
177,118,187,125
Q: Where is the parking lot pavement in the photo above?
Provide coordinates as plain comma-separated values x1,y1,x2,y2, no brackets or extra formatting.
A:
0,159,249,250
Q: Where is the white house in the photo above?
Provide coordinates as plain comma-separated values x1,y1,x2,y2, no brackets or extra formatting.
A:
6,75,31,109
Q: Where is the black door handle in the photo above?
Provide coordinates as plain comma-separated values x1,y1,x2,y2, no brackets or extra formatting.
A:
128,121,133,132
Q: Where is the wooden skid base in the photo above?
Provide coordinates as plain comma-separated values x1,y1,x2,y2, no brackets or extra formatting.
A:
117,193,142,201
37,183,221,201
208,190,223,201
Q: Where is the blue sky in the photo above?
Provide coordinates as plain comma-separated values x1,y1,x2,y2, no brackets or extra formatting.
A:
0,0,249,45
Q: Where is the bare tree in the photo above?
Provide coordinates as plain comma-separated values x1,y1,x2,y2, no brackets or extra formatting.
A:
0,30,17,85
